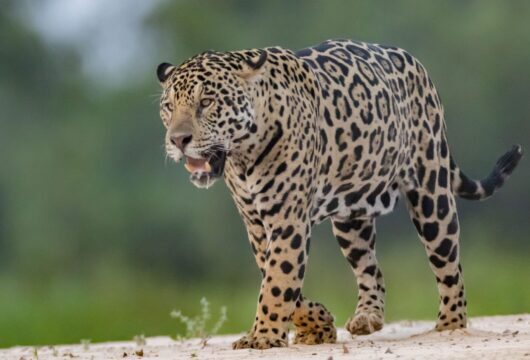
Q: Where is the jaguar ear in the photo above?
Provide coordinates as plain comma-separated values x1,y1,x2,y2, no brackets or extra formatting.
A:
234,50,268,80
157,62,176,83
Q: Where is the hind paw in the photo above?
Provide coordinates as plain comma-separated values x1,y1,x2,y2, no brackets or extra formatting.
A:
346,311,383,335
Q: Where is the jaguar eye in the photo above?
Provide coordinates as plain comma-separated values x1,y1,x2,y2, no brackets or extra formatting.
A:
200,98,214,108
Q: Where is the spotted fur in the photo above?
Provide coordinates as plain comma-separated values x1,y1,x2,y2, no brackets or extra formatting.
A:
157,39,523,349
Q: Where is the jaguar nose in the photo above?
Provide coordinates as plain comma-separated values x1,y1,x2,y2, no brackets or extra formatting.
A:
170,134,193,152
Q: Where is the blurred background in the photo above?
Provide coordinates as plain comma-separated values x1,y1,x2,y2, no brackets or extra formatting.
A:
0,0,529,348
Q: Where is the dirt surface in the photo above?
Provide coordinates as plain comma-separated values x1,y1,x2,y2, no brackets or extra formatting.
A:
2,314,529,360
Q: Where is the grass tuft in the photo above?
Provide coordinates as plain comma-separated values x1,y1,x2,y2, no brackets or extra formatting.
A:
170,297,227,342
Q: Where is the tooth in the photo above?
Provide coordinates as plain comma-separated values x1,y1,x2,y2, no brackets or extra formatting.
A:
184,163,192,173
204,161,212,173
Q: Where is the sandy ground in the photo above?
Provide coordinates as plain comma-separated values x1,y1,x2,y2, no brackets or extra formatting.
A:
2,314,529,360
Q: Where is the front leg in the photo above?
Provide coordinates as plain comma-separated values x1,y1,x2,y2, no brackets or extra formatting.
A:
233,218,311,349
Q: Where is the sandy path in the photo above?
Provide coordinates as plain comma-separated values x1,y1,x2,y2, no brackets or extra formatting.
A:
2,314,529,360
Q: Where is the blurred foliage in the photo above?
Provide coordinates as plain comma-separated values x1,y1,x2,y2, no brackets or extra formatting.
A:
0,0,529,348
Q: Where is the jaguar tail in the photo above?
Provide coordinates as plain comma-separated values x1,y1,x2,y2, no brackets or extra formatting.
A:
450,145,523,200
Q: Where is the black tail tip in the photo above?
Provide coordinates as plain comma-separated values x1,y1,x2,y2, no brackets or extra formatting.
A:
495,144,523,176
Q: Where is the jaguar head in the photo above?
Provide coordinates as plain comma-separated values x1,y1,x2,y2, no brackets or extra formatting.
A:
157,50,267,188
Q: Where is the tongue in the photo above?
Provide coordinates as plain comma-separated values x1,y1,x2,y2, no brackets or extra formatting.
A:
184,157,211,173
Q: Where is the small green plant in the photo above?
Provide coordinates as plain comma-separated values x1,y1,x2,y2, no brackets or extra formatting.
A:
32,346,39,359
171,297,227,341
133,334,146,346
80,339,91,351
49,345,59,356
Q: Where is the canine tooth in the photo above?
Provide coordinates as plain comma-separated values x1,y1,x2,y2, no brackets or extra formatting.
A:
184,163,193,173
204,161,212,173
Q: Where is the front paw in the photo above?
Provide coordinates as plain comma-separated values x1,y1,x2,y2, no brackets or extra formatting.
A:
232,334,288,350
293,325,337,345
346,311,383,335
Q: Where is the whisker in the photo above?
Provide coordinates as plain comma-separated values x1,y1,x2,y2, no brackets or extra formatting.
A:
149,91,163,98
150,91,164,104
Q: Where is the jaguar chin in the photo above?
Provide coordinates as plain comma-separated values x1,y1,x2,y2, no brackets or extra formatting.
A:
184,149,226,189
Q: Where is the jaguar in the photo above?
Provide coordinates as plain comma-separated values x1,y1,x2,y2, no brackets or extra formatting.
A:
156,39,522,349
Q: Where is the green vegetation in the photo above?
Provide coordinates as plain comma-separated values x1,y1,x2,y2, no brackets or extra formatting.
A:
133,334,146,347
80,339,90,351
171,297,227,340
0,0,528,348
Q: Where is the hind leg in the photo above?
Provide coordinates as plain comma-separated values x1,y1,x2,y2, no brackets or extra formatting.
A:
405,185,467,330
331,217,385,335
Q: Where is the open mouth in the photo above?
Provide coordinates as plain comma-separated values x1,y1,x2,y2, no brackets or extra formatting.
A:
183,150,226,188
